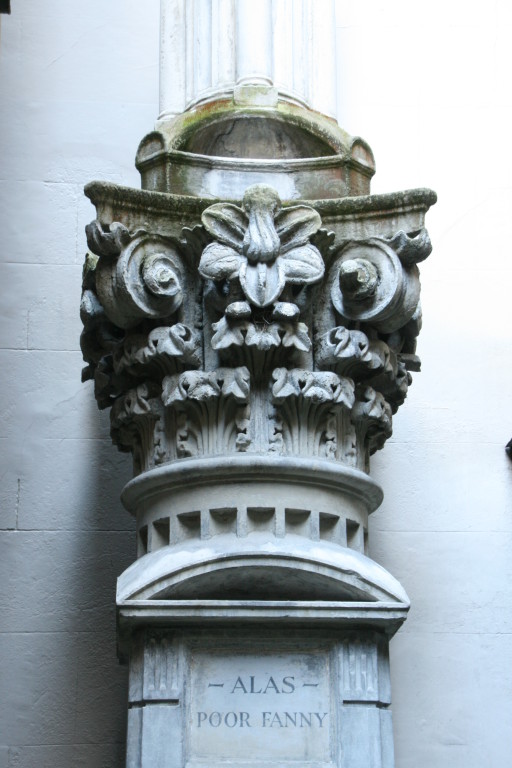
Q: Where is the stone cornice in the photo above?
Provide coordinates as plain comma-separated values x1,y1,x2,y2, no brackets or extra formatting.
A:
85,180,436,220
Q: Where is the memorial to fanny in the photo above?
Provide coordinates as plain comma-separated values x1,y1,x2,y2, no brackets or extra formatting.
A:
80,2,436,765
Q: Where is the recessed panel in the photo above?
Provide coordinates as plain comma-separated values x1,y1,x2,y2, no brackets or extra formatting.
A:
187,648,333,767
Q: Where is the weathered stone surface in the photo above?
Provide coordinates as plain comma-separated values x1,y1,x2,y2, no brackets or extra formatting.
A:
85,182,435,241
81,183,433,481
138,95,375,199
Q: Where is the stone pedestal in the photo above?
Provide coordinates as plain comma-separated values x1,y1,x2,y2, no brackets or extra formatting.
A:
125,626,395,768
80,4,435,765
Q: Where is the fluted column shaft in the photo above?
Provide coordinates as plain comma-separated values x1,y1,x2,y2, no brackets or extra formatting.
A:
159,0,338,120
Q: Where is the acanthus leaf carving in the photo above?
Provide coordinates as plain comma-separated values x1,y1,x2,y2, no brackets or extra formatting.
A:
110,382,164,474
316,327,373,375
211,316,311,354
161,368,251,457
85,219,131,257
179,224,211,262
113,324,201,379
270,368,355,458
210,316,247,350
80,288,124,385
388,228,432,266
310,228,336,263
317,326,411,417
244,321,282,351
272,368,354,407
92,357,136,411
280,322,311,352
351,386,393,468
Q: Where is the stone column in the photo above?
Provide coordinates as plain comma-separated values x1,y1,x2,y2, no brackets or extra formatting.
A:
80,3,435,767
158,0,337,120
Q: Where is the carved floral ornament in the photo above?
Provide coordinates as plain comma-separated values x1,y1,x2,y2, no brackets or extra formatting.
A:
199,184,325,309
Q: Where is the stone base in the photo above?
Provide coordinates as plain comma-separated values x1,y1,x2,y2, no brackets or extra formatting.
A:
124,621,397,768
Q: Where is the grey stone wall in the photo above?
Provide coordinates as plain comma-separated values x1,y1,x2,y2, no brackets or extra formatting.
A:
1,2,512,767
0,3,159,766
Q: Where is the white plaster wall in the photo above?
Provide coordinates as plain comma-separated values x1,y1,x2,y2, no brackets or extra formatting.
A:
0,2,511,767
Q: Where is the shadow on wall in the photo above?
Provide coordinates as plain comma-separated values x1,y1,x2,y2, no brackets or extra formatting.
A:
2,396,135,766
63,398,135,766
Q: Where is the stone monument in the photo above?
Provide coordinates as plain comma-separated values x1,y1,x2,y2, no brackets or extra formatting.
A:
80,2,436,765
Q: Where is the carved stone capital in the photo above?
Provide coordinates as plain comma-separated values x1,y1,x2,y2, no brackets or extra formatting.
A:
81,186,432,472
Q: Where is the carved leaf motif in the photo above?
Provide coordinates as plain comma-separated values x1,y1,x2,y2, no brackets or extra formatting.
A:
161,368,251,458
180,224,211,260
311,228,336,258
271,368,298,400
270,370,355,459
353,386,392,427
275,206,322,253
110,383,162,472
162,368,251,406
211,316,246,349
201,203,247,251
111,383,156,426
245,322,281,350
338,379,357,409
85,220,130,257
389,228,432,265
220,367,250,402
164,371,221,404
199,243,244,281
280,322,311,351
301,372,354,407
272,369,355,408
330,328,370,360
235,431,251,451
278,244,325,285
113,323,200,375
147,324,193,357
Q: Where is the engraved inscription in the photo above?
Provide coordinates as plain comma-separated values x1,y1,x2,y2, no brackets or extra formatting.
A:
188,652,332,764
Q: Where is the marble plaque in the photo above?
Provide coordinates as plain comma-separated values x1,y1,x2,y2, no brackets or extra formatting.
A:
187,648,333,767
